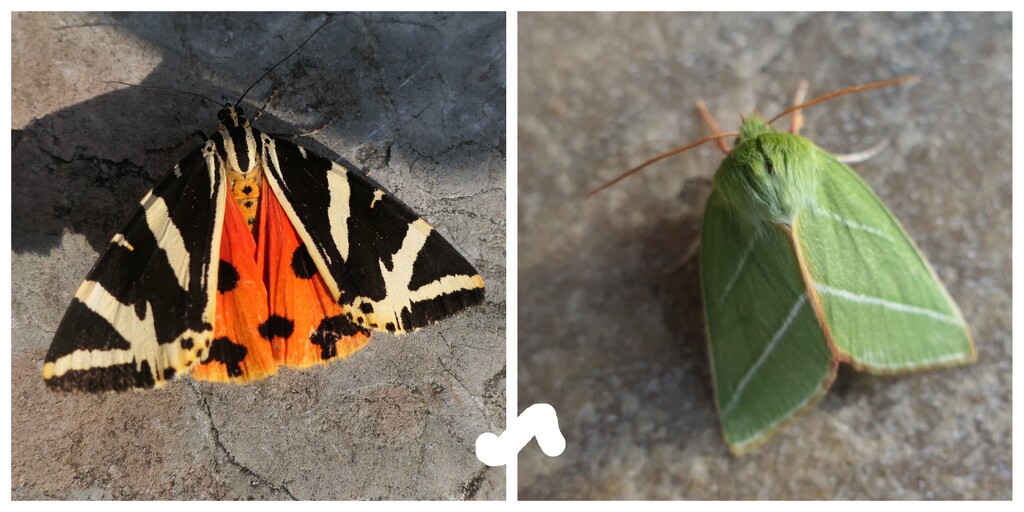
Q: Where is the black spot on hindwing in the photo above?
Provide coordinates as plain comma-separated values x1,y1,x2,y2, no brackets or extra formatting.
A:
218,260,239,293
206,337,247,377
291,246,318,279
258,315,295,340
309,315,369,360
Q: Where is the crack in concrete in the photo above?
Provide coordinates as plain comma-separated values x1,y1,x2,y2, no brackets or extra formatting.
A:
188,382,298,500
423,187,503,202
478,367,506,433
357,16,402,139
436,356,488,421
407,138,504,165
459,465,490,499
35,142,150,186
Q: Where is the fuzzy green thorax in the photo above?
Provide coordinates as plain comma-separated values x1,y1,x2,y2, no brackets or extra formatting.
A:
713,116,821,227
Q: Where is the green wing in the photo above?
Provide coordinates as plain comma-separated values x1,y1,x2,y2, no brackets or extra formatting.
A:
795,151,975,371
700,190,835,454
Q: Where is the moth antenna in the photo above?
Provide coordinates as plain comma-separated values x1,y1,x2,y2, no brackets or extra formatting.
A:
107,81,220,108
588,132,739,198
235,17,336,107
767,76,920,127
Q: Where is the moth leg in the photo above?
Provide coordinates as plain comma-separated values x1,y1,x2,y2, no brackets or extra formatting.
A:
695,100,730,154
250,82,288,124
790,80,810,134
252,79,337,138
834,138,890,164
664,176,712,273
664,236,701,274
293,112,342,138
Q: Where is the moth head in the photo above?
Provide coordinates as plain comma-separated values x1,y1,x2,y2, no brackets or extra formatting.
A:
715,129,820,227
211,104,263,176
217,104,251,130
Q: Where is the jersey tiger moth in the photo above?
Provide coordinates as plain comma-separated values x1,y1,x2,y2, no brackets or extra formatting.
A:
43,34,486,392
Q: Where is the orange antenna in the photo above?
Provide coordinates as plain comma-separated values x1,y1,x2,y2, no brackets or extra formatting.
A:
588,132,738,198
767,76,920,126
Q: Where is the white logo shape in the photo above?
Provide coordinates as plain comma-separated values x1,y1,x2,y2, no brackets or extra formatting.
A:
475,403,565,467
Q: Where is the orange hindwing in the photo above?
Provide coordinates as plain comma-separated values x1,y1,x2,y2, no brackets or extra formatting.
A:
193,186,370,383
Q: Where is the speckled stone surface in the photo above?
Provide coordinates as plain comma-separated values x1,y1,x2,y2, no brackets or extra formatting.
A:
12,12,505,500
518,12,1010,500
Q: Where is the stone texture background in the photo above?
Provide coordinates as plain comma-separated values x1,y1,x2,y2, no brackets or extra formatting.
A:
12,12,505,500
518,12,1010,499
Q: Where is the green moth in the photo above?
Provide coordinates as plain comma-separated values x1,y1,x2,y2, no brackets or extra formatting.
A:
597,79,976,455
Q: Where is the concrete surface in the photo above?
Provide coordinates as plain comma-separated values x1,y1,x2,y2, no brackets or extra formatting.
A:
12,12,505,500
518,13,1010,499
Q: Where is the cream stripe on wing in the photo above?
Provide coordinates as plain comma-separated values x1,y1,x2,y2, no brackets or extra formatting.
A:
202,152,227,323
43,281,208,380
811,207,893,242
718,236,758,304
853,351,970,370
204,140,219,199
356,221,484,331
813,283,960,325
44,280,159,377
722,293,807,417
369,219,433,330
140,194,191,292
243,126,258,172
222,130,241,173
409,274,485,302
327,163,352,262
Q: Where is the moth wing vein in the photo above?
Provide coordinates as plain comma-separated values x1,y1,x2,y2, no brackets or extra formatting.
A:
721,293,808,418
812,282,961,325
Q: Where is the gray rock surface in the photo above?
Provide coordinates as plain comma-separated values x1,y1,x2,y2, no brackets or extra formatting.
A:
518,12,1010,499
12,12,505,500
